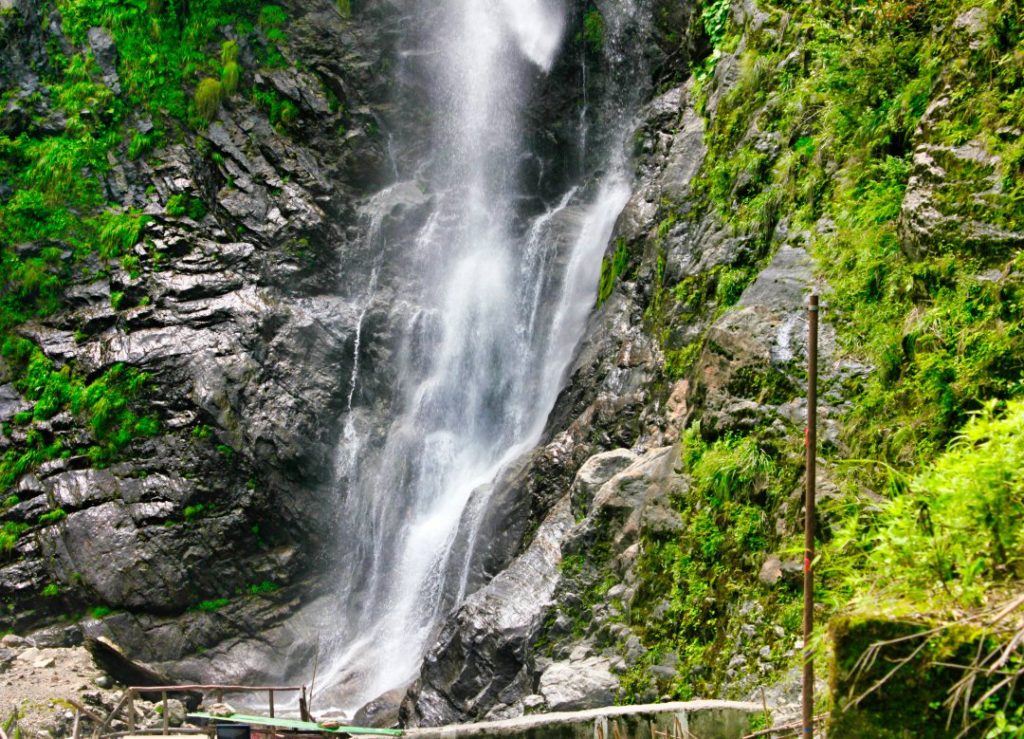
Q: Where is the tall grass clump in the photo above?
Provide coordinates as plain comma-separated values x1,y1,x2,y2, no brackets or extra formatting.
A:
194,78,223,122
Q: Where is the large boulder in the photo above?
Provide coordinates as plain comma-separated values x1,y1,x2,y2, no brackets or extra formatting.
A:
538,656,619,711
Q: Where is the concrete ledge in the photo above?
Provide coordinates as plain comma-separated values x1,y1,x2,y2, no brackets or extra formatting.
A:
406,701,762,739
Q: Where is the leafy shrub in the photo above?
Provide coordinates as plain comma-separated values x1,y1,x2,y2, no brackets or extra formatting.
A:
700,0,732,49
41,583,60,598
249,580,279,595
850,400,1024,605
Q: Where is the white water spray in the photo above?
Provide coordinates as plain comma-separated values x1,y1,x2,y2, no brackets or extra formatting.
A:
315,0,645,712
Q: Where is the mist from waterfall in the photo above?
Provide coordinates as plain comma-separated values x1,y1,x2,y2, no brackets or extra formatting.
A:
317,0,642,712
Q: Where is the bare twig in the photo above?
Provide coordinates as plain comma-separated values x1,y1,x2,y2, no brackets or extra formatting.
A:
742,713,828,738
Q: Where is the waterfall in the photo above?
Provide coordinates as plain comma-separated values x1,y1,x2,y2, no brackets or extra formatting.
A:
314,0,645,712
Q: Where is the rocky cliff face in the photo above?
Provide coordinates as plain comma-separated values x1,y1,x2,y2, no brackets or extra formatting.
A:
1,0,815,706
5,0,1017,731
0,0,404,656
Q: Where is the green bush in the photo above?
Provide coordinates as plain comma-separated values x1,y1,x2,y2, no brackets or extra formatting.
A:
38,508,67,525
194,78,223,122
0,521,28,555
258,5,287,28
221,61,240,94
195,597,230,612
849,400,1024,606
700,0,732,49
41,583,60,598
582,9,605,52
249,580,279,595
220,39,240,66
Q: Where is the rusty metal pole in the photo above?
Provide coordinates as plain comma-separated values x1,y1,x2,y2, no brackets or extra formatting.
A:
803,294,819,736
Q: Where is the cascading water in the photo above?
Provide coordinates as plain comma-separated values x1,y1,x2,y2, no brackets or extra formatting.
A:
313,0,646,712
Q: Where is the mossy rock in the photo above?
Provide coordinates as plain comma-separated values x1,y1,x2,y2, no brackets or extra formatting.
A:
828,614,1012,738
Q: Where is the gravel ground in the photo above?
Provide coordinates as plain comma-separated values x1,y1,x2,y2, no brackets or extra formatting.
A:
0,637,116,737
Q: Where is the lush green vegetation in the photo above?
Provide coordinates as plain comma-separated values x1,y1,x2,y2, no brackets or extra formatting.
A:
693,0,1024,466
842,399,1024,607
0,0,299,552
627,0,1024,729
618,427,803,701
0,0,288,330
1,337,158,472
674,0,1024,603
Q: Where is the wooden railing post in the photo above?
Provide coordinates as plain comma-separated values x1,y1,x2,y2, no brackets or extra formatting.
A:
162,691,169,735
127,690,136,732
268,690,275,718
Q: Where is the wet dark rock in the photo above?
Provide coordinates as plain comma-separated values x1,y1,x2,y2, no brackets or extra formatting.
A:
0,384,30,422
27,622,83,648
404,497,575,727
0,0,404,668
